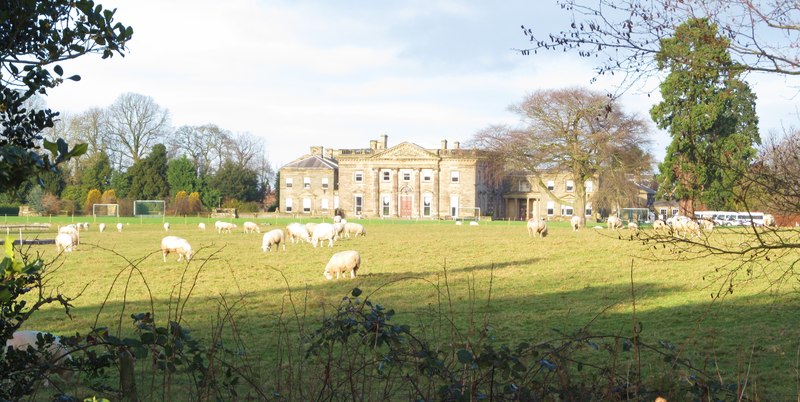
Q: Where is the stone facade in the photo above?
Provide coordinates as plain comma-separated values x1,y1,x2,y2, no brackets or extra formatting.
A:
279,135,599,221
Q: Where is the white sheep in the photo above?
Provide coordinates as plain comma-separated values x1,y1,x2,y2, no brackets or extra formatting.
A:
526,218,548,238
332,222,345,239
58,225,80,246
243,221,260,234
98,223,106,233
763,214,776,227
163,222,170,231
305,222,318,235
215,221,237,233
55,233,75,253
323,250,360,280
161,236,193,262
261,229,286,252
570,215,581,231
652,219,667,230
700,218,715,232
344,222,366,238
287,223,312,244
6,330,72,381
116,222,123,232
333,215,342,223
198,222,206,230
627,222,639,230
469,221,479,226
606,216,623,230
312,223,337,247
79,222,90,231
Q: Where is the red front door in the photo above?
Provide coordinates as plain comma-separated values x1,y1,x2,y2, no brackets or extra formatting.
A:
400,196,413,218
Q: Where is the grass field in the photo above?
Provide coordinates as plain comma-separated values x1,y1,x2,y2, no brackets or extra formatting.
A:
4,215,800,399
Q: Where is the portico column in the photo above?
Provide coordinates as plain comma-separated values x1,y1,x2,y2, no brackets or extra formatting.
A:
373,168,380,218
415,169,421,219
394,168,400,217
433,168,440,219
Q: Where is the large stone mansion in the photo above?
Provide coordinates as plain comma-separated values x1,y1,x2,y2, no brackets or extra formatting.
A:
278,135,596,220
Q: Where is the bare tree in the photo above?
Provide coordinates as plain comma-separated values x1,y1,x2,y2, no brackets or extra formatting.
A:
229,131,262,169
471,87,652,226
170,124,232,176
520,0,800,93
105,92,170,168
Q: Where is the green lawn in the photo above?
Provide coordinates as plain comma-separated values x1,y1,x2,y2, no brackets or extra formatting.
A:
4,216,799,399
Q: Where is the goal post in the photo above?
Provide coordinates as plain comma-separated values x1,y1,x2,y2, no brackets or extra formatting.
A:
134,200,166,217
92,203,120,218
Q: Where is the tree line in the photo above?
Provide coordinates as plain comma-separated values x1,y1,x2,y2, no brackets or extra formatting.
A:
3,92,276,215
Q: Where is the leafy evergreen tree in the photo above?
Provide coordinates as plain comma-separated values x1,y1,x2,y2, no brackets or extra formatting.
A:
129,144,169,200
80,151,113,193
651,18,760,213
166,155,197,196
208,160,260,203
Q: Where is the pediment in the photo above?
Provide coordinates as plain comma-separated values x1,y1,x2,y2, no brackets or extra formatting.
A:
372,142,438,160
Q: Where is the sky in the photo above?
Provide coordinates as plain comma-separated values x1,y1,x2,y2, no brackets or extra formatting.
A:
45,0,800,168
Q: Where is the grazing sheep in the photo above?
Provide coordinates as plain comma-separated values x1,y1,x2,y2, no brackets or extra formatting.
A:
700,218,715,232
763,214,776,227
79,222,89,231
287,223,312,244
312,223,337,247
305,222,318,235
58,226,80,246
198,222,206,230
98,223,106,233
344,222,366,238
570,215,582,231
627,222,639,230
332,222,345,239
160,236,193,262
455,220,463,226
606,216,623,230
652,219,667,230
55,233,75,253
116,222,123,232
469,221,479,226
215,221,237,234
323,250,360,280
340,218,347,225
526,218,548,238
6,330,72,381
261,229,286,252
333,215,342,223
243,221,260,234
163,222,170,231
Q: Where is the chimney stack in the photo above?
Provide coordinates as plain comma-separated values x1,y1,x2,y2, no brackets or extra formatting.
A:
441,139,448,150
326,148,334,159
310,146,323,156
453,141,460,149
370,140,377,150
380,134,388,149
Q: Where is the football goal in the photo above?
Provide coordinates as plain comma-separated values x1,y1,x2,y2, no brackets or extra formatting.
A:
134,200,166,217
92,203,120,218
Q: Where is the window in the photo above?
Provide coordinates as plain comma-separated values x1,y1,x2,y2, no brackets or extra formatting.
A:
585,202,592,217
302,198,311,213
671,208,679,216
354,196,363,215
546,201,555,216
519,180,531,192
383,171,391,182
403,171,411,181
321,177,329,189
451,171,460,183
382,195,391,216
285,198,293,213
585,180,594,193
450,195,459,217
321,198,329,211
422,169,433,182
659,208,667,218
303,177,311,189
354,171,363,183
566,180,574,192
423,194,432,217
561,205,574,216
285,178,293,188
546,180,555,191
